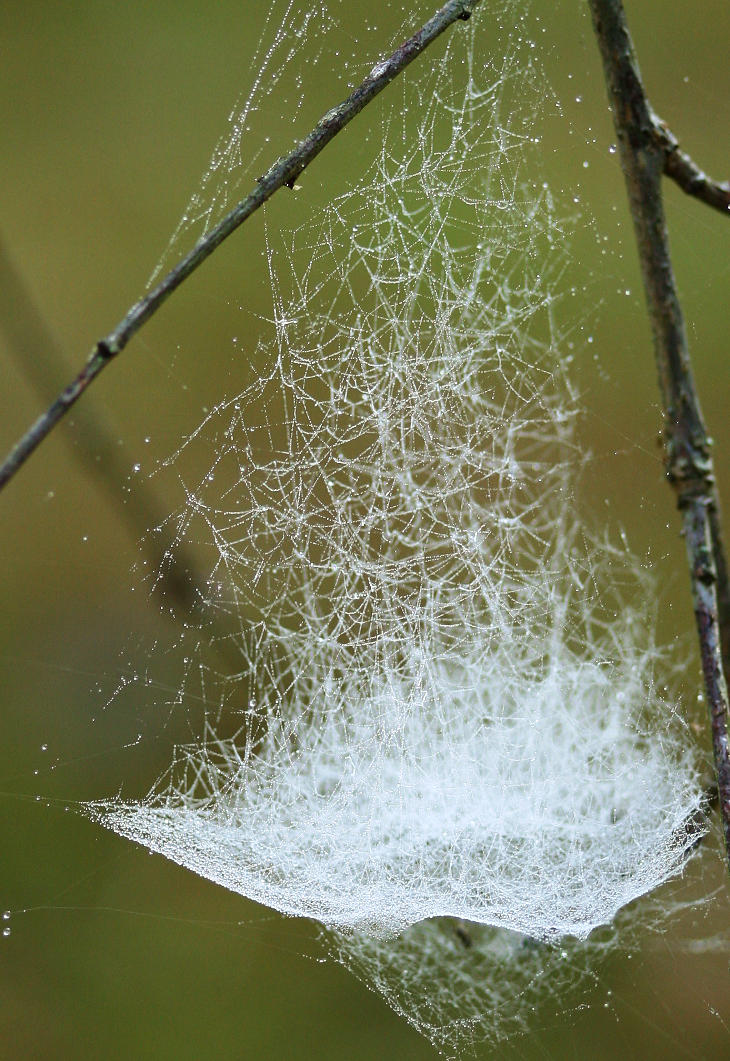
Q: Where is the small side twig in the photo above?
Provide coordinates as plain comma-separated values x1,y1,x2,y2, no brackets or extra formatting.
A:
621,97,730,219
660,126,730,216
0,0,480,495
588,0,730,868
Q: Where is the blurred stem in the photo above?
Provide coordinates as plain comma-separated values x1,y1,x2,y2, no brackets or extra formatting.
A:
0,239,254,684
0,235,207,623
0,0,480,494
588,0,730,867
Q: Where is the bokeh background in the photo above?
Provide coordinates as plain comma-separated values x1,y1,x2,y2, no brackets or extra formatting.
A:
1,1,729,1058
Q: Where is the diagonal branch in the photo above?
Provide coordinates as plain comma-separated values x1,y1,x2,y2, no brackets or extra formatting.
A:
0,0,479,495
587,0,730,868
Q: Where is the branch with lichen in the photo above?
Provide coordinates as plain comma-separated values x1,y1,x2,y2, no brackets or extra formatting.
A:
0,0,479,495
588,0,730,867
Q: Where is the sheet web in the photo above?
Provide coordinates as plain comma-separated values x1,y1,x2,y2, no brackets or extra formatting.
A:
89,4,710,1055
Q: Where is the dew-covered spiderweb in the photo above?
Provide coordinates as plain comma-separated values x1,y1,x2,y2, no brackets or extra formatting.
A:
89,3,710,1055
148,0,334,285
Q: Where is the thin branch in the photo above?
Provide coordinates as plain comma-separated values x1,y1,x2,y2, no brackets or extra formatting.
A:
660,126,730,216
588,0,730,867
707,504,730,689
0,0,479,495
620,83,730,217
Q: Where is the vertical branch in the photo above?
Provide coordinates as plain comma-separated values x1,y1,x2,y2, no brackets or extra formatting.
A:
587,0,730,865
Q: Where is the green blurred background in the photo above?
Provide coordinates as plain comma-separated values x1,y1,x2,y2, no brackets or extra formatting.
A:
1,1,729,1058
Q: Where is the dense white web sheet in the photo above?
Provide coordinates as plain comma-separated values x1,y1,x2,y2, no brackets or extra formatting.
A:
89,5,707,1054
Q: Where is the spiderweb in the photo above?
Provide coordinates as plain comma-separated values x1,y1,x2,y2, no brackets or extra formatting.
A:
89,4,707,1055
148,0,334,285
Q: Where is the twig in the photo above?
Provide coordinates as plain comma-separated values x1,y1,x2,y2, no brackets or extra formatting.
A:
660,128,730,216
611,83,730,218
0,0,479,495
587,0,730,868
